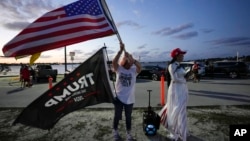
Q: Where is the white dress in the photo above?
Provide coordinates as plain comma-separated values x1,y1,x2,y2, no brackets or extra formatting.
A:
159,62,189,141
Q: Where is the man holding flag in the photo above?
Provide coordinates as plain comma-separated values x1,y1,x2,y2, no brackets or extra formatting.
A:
112,43,141,141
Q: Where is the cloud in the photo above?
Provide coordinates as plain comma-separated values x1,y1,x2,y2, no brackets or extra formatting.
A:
137,44,147,49
106,49,115,54
70,49,84,55
200,28,214,34
208,37,250,47
116,20,142,29
0,0,54,19
152,23,194,36
130,49,172,62
174,31,198,40
129,0,144,3
133,10,141,17
0,0,55,30
3,21,30,30
131,50,150,58
84,50,98,56
40,54,51,59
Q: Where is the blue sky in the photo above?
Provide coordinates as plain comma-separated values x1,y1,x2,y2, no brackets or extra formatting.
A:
0,0,250,63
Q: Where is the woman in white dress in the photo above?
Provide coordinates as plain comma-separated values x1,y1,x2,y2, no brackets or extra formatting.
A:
159,48,188,141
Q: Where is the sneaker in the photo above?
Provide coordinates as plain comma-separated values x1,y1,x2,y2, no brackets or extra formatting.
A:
167,132,178,141
113,130,121,141
126,131,135,141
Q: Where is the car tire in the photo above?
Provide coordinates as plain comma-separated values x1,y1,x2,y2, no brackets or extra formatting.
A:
152,74,158,81
36,77,40,83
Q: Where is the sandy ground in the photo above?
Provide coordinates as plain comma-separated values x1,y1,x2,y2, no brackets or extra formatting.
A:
0,105,250,141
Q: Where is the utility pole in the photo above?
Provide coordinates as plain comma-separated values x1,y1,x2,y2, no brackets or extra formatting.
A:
64,46,67,77
237,51,239,62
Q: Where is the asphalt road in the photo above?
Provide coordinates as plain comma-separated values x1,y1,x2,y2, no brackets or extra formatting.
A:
0,76,250,108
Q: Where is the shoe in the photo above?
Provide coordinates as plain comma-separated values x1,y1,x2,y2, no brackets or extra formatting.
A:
167,132,178,141
126,131,135,141
113,130,121,141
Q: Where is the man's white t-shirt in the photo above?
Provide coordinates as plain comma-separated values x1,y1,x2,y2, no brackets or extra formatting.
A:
115,65,137,104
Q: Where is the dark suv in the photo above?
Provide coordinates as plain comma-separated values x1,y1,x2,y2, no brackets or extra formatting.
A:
212,61,248,78
137,65,165,81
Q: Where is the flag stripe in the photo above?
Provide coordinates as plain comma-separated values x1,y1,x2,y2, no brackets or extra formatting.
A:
4,21,110,51
34,9,66,22
4,16,107,48
3,0,116,57
14,9,66,37
23,17,107,35
5,27,114,57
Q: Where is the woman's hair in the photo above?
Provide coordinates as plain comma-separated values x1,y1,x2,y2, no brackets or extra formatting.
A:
119,52,132,66
169,57,177,64
119,55,127,66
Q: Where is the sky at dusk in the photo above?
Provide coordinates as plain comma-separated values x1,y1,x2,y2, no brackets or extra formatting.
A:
0,0,250,64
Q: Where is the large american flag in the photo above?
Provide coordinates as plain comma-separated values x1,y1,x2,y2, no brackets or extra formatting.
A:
2,0,116,57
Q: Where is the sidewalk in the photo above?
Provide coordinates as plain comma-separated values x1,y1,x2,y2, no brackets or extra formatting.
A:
1,76,250,108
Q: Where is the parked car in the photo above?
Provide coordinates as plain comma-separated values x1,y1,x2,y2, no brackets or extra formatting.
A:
137,65,165,81
106,61,116,81
0,64,11,72
179,62,205,80
108,67,116,81
211,61,248,78
33,64,58,82
109,70,116,81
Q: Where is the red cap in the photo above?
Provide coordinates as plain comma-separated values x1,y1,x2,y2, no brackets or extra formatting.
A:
170,48,186,58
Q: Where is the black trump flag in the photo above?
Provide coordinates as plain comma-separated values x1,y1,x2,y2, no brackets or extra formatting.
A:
13,47,114,130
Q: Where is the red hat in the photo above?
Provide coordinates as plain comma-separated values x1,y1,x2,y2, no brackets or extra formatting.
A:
170,48,186,58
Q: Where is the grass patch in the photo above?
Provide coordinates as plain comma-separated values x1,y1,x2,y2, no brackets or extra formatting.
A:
189,111,250,125
0,131,18,141
93,124,111,141
188,109,250,136
74,121,87,130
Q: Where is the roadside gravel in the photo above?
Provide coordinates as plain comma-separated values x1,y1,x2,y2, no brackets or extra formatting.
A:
0,105,250,141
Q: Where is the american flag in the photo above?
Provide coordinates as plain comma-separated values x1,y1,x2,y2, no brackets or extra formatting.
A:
2,0,116,57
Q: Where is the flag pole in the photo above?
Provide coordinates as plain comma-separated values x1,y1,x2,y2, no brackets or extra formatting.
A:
102,0,122,43
64,46,67,76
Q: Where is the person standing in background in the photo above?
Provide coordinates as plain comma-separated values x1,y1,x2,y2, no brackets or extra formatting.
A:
192,61,200,83
159,48,189,141
112,42,141,141
19,63,25,87
21,65,31,88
